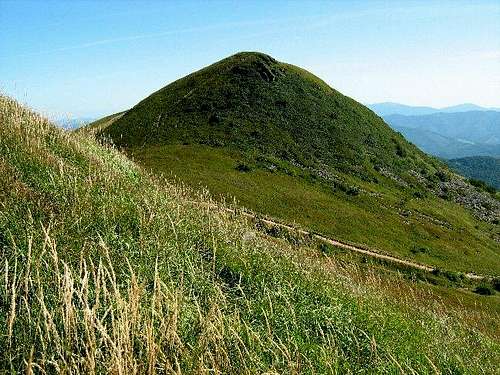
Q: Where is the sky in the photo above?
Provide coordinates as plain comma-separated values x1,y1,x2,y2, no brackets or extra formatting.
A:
1,0,499,119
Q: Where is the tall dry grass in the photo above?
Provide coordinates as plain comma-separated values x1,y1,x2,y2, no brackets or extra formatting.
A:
1,95,499,373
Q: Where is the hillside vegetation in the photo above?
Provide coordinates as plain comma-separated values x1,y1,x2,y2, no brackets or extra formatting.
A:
2,96,500,373
92,52,500,275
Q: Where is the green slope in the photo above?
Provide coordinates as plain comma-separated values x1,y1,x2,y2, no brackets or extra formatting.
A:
81,110,125,132
130,144,500,275
91,52,500,275
2,95,500,373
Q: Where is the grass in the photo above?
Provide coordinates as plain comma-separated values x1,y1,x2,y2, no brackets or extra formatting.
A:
2,95,500,373
128,144,500,275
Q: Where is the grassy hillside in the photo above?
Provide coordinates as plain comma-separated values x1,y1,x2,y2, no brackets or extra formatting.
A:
2,96,500,373
129,144,500,275
83,111,125,132
92,52,500,275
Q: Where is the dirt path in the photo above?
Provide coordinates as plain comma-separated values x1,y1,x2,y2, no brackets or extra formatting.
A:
191,201,487,280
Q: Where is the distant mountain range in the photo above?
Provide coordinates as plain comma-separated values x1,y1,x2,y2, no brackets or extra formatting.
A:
55,117,95,129
447,156,500,189
368,104,500,187
368,102,500,117
389,126,500,160
384,111,500,145
382,111,500,159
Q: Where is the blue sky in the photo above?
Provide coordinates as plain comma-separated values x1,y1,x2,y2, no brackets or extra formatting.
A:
1,0,499,119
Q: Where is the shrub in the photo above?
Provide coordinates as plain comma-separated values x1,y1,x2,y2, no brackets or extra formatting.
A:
411,247,427,254
443,271,465,284
346,186,360,196
413,191,425,199
468,178,496,194
395,143,406,158
435,170,448,182
235,162,252,172
208,113,221,125
492,278,500,292
431,268,442,276
319,242,331,255
474,284,495,296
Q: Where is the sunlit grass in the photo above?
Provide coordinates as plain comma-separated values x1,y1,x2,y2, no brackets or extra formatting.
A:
128,143,500,275
1,95,499,373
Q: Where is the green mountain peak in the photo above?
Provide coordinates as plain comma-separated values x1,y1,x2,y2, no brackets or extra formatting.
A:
100,52,433,180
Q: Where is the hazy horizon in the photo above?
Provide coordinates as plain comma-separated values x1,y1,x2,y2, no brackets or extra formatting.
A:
1,0,499,119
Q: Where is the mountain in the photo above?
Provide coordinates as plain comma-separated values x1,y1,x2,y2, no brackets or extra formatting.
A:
384,111,500,159
101,52,435,180
394,127,500,159
368,102,438,116
3,95,500,372
447,156,500,190
368,102,500,117
55,117,95,129
90,52,499,275
385,111,500,145
392,125,500,159
443,103,495,113
381,110,500,184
